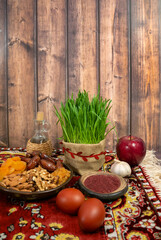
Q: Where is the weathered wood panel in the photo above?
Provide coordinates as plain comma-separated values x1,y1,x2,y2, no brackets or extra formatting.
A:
100,0,129,150
0,0,7,146
37,0,66,148
7,0,36,147
131,0,161,150
68,0,98,99
0,0,161,151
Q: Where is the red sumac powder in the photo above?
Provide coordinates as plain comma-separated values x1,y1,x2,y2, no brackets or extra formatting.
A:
84,174,121,194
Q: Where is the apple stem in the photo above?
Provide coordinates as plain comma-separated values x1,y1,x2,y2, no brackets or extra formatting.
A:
130,135,131,140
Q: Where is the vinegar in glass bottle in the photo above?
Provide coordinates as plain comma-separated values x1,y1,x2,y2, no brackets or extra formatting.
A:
30,112,50,144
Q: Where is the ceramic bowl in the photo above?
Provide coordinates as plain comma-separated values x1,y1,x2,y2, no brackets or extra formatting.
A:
0,163,73,201
79,171,128,201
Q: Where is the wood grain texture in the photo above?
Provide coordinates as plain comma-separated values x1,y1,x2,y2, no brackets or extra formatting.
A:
131,0,161,150
68,0,98,99
7,0,36,147
100,0,129,150
0,0,161,151
37,0,66,148
0,0,7,146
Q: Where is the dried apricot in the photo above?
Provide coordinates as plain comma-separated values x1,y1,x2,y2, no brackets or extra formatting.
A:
0,156,26,181
2,158,13,168
13,161,26,171
0,167,9,181
8,166,16,174
12,157,21,161
12,170,22,174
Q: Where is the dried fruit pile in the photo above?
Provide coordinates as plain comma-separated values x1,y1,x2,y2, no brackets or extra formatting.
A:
0,151,71,192
0,157,26,181
21,150,63,171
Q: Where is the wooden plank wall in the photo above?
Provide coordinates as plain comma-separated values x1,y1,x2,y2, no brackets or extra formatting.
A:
0,0,161,151
0,0,7,147
131,0,161,150
7,0,36,148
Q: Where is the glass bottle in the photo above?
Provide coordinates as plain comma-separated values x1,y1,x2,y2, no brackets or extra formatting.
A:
30,112,50,144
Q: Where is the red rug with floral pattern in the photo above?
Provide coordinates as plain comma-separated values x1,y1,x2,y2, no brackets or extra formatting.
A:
0,148,161,240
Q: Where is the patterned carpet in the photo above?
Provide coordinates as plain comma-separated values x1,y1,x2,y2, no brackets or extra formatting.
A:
0,149,161,240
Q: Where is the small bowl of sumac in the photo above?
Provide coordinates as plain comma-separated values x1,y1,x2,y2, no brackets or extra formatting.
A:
79,171,128,201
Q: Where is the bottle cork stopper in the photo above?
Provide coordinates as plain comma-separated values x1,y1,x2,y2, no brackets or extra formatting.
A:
36,112,44,121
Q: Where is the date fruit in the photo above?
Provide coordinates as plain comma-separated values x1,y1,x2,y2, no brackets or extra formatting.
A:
27,155,40,170
21,157,32,164
31,150,41,157
56,160,63,168
24,150,62,173
40,159,56,172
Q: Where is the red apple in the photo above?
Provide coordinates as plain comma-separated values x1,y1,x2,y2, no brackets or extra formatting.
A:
116,136,146,167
